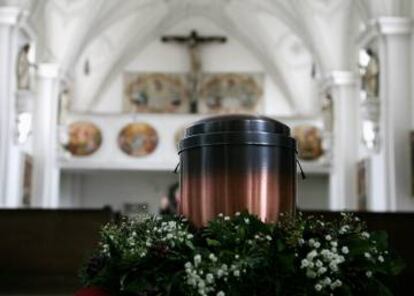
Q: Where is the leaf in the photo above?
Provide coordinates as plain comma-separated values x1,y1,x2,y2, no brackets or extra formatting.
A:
370,231,389,249
185,240,195,250
206,238,221,247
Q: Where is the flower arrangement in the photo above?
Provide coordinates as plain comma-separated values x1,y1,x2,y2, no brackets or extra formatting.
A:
80,212,404,296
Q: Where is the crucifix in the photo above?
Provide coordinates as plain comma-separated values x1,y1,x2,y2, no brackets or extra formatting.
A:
161,30,227,113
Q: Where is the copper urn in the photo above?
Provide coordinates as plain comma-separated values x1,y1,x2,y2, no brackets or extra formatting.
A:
178,115,297,226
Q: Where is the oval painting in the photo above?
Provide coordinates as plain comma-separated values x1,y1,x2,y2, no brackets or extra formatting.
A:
64,122,102,156
118,123,158,157
293,125,323,161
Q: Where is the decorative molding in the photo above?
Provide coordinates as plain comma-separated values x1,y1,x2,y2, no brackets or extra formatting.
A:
356,23,379,48
0,6,21,25
17,10,37,41
37,63,60,79
320,71,358,91
356,17,411,47
376,17,411,35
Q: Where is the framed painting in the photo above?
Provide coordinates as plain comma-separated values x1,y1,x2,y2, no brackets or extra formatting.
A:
63,122,102,156
293,125,323,161
198,73,263,114
118,123,158,157
123,72,190,113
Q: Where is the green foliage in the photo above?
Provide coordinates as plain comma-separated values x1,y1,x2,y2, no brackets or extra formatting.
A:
80,212,404,296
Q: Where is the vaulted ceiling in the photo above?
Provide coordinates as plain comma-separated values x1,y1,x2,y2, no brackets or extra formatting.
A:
5,0,411,114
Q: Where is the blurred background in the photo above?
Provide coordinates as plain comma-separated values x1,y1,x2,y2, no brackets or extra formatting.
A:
1,0,413,214
2,0,414,294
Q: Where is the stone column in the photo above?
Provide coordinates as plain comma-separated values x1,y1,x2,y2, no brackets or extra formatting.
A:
0,7,21,207
324,71,359,210
369,17,412,211
31,63,61,207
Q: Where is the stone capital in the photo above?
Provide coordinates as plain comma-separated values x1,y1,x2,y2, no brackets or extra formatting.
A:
38,63,60,79
0,6,21,26
321,71,358,91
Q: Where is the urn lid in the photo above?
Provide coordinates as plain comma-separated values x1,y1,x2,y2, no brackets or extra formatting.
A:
179,115,296,153
185,114,290,137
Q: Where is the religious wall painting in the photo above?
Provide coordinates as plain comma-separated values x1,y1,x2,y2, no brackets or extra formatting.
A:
123,73,189,113
63,122,102,156
293,125,323,161
118,123,158,157
16,44,31,90
198,73,263,114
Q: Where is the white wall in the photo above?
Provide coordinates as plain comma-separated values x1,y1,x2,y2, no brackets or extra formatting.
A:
61,16,327,211
87,16,293,116
60,170,178,213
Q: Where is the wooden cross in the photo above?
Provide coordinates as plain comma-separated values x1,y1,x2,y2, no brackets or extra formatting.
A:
161,30,227,113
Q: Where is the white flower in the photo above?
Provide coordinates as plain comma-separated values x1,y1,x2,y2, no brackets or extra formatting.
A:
330,241,338,248
306,269,317,279
307,250,318,260
235,254,240,259
315,260,323,268
187,234,194,239
314,284,323,291
329,262,338,272
301,259,310,268
218,213,224,218
235,212,241,216
314,242,321,248
378,255,384,262
341,246,349,254
339,225,350,234
217,291,225,296
209,253,218,262
361,232,370,239
317,267,327,275
233,270,240,277
194,254,202,265
364,252,371,259
325,235,332,241
323,277,332,285
206,273,214,283
330,279,343,289
224,216,230,221
244,218,250,224
185,262,192,269
366,271,373,278
266,235,272,241
198,280,205,289
308,238,316,247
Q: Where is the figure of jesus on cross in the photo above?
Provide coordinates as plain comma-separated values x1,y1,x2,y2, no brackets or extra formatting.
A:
161,30,227,113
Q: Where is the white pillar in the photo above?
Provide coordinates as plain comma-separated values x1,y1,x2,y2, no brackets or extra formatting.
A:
31,63,61,207
0,7,22,207
324,71,359,210
369,17,412,211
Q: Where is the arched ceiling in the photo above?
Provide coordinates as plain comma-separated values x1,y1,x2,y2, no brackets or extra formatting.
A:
19,0,401,115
